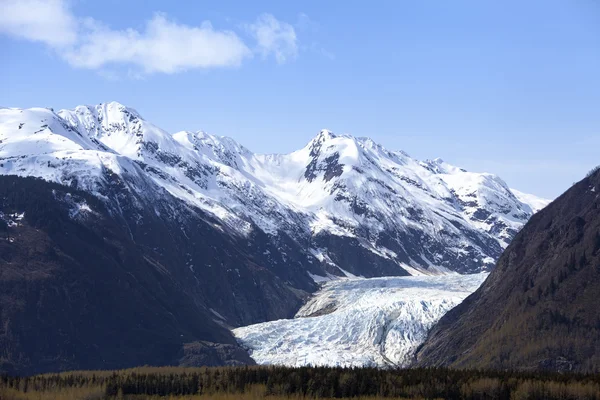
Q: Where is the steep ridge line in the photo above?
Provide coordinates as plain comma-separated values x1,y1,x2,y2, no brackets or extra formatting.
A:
0,102,550,277
415,168,600,372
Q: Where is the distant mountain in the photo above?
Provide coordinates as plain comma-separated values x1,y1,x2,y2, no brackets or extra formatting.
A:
415,168,600,372
1,102,548,276
510,188,550,213
0,102,548,374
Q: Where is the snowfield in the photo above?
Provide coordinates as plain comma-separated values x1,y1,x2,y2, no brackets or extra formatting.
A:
233,273,487,368
0,102,549,275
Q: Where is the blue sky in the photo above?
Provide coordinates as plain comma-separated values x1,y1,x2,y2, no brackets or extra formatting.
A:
1,0,598,198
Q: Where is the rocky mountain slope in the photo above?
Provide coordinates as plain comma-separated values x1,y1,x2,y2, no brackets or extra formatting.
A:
415,168,600,372
0,176,261,375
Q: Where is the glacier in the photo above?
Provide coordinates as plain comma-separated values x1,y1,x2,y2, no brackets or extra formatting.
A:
233,273,487,368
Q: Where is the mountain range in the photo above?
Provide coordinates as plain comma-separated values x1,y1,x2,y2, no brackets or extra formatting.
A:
0,101,549,374
1,102,548,275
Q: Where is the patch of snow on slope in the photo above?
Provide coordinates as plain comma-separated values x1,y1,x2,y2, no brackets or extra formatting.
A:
233,273,487,367
510,188,551,213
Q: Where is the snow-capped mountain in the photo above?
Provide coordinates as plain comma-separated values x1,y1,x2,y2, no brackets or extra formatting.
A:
0,101,550,374
234,273,488,368
0,102,548,278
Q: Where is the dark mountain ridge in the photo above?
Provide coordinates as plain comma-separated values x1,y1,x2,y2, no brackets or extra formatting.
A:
415,168,600,372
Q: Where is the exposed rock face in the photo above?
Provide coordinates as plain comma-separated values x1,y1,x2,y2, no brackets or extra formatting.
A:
415,169,600,372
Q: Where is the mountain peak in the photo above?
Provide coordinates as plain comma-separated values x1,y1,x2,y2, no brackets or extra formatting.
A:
58,102,167,159
318,129,336,139
98,101,142,119
304,129,338,159
65,101,143,121
308,129,337,147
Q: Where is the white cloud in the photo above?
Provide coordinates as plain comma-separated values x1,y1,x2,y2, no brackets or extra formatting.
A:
64,14,252,74
0,0,77,46
246,13,298,64
0,1,300,74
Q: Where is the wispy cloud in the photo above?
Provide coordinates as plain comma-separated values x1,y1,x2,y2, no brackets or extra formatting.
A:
64,14,252,74
0,0,77,46
246,13,298,64
0,0,299,74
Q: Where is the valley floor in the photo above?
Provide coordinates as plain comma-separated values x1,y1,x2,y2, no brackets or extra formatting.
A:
233,273,487,367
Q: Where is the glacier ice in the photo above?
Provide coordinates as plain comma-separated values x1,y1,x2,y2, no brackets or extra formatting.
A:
233,273,487,367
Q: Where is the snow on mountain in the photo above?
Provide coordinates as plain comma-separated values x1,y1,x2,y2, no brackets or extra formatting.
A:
0,102,549,275
510,188,550,213
233,273,488,367
0,106,125,191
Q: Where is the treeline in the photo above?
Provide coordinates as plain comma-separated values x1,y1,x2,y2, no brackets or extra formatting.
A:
1,366,600,399
586,165,600,177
